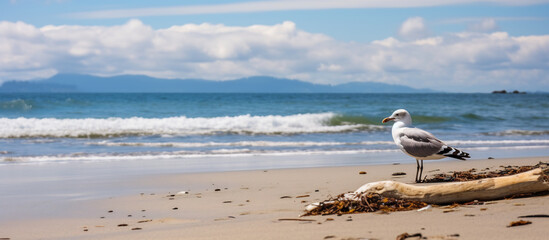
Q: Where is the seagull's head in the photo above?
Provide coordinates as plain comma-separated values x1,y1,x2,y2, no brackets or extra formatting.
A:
382,109,412,125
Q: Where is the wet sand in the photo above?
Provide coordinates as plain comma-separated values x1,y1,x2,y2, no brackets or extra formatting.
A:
1,156,548,240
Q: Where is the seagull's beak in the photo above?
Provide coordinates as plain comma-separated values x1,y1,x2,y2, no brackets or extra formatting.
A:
382,117,395,123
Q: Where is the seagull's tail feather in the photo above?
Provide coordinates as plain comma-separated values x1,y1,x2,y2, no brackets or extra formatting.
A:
438,146,470,160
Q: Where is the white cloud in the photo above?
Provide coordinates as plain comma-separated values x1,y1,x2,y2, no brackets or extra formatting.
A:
399,17,429,40
468,18,499,32
0,19,548,92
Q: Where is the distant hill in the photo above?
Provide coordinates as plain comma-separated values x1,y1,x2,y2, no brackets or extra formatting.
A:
0,74,435,93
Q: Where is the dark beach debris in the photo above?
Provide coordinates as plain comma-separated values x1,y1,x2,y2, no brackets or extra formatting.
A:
303,193,428,216
296,195,310,198
517,214,549,218
117,224,128,227
131,227,142,231
392,172,406,176
396,232,422,240
138,219,153,223
324,235,336,239
222,201,232,203
507,220,532,227
359,171,367,175
424,162,549,183
278,218,316,222
214,188,221,192
108,210,114,213
280,196,292,199
172,207,179,210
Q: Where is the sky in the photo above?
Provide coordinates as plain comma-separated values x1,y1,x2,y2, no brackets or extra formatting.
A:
1,0,549,92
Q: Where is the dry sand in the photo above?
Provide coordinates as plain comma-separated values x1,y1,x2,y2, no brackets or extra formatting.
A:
1,156,549,240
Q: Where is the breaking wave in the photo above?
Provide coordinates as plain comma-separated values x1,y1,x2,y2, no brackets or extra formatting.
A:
0,99,33,111
0,113,383,138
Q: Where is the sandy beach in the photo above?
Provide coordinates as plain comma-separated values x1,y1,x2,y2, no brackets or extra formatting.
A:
1,156,548,240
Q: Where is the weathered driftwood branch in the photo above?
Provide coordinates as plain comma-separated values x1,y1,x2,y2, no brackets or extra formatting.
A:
307,168,549,211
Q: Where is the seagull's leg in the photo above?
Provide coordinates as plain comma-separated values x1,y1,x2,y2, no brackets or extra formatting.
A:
415,159,420,183
419,160,424,183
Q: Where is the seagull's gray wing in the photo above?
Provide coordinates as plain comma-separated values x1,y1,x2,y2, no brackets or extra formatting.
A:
399,128,444,158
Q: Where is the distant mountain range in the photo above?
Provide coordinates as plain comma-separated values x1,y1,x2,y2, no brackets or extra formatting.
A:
0,74,435,93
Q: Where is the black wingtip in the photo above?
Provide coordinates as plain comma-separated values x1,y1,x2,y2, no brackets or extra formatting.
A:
445,154,471,161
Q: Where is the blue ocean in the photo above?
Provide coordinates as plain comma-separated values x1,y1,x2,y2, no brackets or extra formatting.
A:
1,93,548,168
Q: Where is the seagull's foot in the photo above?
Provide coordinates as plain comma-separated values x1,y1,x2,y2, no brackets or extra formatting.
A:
415,177,426,183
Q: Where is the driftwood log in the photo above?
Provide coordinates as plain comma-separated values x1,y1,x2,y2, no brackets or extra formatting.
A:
307,168,549,212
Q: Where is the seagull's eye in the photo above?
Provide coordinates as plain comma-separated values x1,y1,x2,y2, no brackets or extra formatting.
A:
395,114,399,116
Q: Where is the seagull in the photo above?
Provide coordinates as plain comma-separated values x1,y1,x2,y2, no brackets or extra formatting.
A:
382,109,470,183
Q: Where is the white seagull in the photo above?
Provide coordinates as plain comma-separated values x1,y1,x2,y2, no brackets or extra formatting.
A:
382,109,470,183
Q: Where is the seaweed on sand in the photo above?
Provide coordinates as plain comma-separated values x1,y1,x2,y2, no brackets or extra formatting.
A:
303,193,428,216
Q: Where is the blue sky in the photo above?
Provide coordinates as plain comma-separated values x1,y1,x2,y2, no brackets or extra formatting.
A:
1,0,549,92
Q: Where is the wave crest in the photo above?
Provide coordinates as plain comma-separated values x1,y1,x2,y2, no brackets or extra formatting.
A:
0,113,382,138
0,99,33,111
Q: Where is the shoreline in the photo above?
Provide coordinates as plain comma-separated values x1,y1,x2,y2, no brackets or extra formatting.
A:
1,156,549,239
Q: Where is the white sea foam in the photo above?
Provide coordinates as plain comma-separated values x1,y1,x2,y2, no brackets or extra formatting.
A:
445,139,549,145
0,113,380,138
0,148,401,164
91,139,549,148
484,130,549,136
466,145,549,151
4,143,549,165
90,140,394,148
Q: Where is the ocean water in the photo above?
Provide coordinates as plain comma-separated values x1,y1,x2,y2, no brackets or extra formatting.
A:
0,93,548,167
